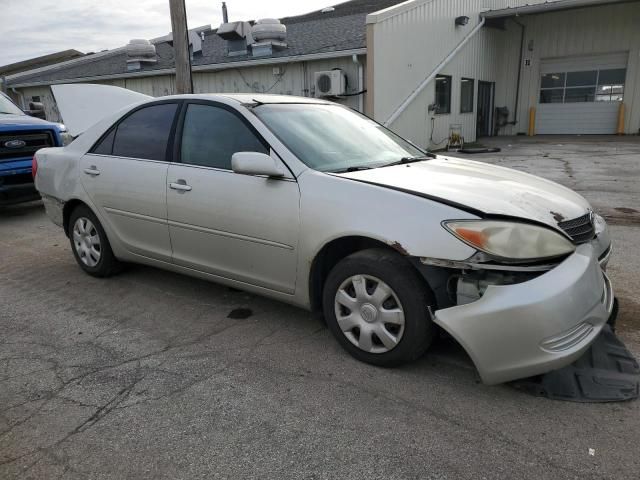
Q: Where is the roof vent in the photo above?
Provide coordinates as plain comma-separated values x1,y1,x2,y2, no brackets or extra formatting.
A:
217,21,254,57
126,39,157,71
251,19,287,57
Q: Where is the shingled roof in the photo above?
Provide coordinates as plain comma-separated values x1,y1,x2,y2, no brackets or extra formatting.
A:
7,0,402,87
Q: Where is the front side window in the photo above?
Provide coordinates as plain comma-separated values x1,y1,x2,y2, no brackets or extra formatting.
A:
180,104,268,170
110,103,178,161
254,104,424,173
435,75,452,114
540,68,626,104
460,78,474,113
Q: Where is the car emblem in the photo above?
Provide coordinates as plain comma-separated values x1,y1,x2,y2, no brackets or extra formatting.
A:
4,139,26,149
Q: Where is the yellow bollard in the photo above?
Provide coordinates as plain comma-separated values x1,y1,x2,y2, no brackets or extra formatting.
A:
528,107,536,136
617,102,625,135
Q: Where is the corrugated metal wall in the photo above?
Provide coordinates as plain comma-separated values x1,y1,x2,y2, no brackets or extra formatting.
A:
500,2,640,136
370,0,640,147
369,0,498,147
14,56,365,125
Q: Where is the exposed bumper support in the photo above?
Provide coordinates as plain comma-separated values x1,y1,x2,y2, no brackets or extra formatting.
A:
434,243,612,385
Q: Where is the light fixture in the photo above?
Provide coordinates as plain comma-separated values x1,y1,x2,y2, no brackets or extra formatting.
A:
455,16,470,26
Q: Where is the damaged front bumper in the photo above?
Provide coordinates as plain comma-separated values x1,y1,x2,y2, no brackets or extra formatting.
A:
433,242,614,385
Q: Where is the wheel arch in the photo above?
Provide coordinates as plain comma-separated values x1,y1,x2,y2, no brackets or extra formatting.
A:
62,198,91,237
308,235,421,313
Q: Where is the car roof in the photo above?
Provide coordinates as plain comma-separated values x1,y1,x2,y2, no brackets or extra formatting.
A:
159,93,334,105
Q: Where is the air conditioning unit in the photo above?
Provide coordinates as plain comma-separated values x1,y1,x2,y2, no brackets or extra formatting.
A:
314,70,347,97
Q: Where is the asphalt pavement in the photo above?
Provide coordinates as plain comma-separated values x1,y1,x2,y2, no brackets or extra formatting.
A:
1,136,639,479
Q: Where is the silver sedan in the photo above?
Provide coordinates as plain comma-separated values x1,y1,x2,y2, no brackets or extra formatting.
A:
34,84,614,384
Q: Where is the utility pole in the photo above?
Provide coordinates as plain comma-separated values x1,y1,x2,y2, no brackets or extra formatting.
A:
168,0,193,94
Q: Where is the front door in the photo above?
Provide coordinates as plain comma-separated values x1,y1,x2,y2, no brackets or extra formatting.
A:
167,102,300,294
80,102,179,262
477,81,495,138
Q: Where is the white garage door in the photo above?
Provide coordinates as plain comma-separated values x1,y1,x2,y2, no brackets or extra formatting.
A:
536,53,628,134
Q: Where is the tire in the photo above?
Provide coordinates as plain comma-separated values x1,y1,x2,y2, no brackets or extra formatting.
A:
68,205,120,277
322,248,436,367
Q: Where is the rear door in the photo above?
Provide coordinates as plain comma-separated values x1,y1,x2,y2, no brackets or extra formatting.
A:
166,101,300,293
80,101,179,262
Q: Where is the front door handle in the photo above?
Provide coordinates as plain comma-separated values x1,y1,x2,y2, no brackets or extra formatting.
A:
169,180,192,192
83,166,100,176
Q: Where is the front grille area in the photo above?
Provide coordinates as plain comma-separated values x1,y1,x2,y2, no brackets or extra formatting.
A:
0,130,54,161
558,212,595,244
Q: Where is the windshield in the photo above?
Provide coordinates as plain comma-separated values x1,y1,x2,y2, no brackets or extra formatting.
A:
0,93,24,115
254,104,425,172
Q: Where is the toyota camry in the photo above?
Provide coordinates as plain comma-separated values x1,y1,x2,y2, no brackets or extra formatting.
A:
34,84,614,384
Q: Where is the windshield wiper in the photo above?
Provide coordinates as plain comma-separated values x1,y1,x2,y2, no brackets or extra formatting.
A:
330,165,374,173
380,153,436,168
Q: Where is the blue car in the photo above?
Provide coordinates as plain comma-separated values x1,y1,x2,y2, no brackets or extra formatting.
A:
0,92,70,205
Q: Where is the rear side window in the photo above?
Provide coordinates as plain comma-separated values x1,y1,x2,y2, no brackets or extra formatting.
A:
180,104,267,170
92,129,115,155
109,103,178,161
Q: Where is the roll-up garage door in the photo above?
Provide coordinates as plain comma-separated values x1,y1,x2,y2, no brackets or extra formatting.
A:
536,53,628,134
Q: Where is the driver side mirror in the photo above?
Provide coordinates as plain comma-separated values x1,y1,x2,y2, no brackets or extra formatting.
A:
231,152,285,178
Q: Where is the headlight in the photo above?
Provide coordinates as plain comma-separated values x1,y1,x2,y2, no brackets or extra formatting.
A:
443,220,575,262
60,132,74,146
57,125,74,146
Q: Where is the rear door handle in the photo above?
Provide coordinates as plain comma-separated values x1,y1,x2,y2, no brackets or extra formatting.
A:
169,180,192,192
83,166,100,176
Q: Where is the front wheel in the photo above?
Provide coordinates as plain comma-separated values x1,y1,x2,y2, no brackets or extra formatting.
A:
68,205,120,277
322,248,436,367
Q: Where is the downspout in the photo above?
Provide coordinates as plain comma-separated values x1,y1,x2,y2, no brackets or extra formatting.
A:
508,18,526,125
384,17,486,126
11,87,26,109
352,53,364,112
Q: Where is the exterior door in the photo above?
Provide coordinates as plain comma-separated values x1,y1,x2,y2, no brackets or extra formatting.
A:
80,102,179,262
167,102,300,294
477,81,495,138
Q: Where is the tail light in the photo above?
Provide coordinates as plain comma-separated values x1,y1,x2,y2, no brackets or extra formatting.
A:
32,155,38,179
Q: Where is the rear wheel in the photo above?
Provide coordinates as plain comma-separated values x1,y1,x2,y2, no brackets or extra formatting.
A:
68,205,120,277
322,248,436,366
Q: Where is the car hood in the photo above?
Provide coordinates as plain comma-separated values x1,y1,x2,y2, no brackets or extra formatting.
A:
335,156,590,228
0,113,55,128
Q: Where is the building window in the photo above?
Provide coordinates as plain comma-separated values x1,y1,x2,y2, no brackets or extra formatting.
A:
435,75,452,114
31,96,41,102
460,78,474,113
596,68,626,102
540,68,626,104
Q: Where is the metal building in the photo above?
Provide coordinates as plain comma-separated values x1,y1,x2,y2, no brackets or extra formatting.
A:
3,0,639,149
368,0,640,147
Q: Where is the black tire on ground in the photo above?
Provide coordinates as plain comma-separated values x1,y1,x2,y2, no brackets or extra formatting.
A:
68,204,121,278
322,248,436,367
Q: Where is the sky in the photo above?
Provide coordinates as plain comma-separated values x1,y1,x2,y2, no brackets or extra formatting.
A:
0,0,336,66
